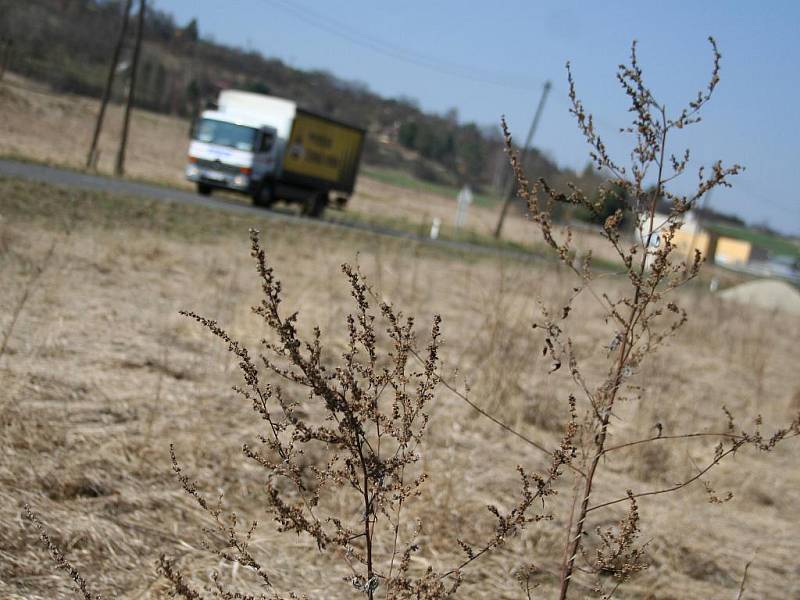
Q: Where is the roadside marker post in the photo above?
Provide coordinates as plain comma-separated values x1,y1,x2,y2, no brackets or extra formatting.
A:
455,185,473,230
430,217,441,240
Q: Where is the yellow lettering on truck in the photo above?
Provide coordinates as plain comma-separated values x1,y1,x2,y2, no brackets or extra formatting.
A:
284,113,363,186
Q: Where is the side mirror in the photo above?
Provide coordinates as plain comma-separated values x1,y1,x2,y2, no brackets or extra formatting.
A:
258,130,275,153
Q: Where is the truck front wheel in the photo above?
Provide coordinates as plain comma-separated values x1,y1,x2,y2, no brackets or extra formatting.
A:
196,182,212,196
253,181,275,209
303,192,327,218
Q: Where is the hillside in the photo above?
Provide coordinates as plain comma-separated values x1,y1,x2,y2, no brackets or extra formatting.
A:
0,0,604,202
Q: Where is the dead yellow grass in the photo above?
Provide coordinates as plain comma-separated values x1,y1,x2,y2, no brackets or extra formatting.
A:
1,178,798,599
0,74,190,188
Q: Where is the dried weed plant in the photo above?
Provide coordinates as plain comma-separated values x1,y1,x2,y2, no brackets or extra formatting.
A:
159,229,577,599
18,231,575,600
22,505,104,600
500,38,800,598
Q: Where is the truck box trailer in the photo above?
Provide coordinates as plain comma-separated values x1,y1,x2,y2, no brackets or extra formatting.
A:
185,90,365,217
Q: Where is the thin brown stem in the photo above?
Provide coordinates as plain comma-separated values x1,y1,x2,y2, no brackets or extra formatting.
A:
558,106,666,598
0,238,58,359
735,558,753,600
558,281,640,597
559,474,582,580
601,431,742,454
588,444,740,513
357,437,375,599
436,371,586,477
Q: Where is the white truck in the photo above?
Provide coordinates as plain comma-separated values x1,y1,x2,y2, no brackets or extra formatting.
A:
185,90,365,217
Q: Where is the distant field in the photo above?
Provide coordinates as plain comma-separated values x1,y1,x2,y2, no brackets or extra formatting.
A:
1,175,799,599
362,164,501,208
0,74,627,265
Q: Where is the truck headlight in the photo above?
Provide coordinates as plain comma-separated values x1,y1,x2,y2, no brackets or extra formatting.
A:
233,174,249,188
186,164,199,178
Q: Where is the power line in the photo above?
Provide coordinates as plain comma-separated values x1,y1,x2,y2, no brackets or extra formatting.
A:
256,0,629,135
730,178,797,213
257,0,548,92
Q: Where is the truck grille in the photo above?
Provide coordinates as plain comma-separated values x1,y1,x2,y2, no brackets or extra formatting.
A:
195,158,241,175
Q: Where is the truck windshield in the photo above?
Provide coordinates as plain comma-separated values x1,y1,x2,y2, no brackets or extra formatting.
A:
193,119,257,152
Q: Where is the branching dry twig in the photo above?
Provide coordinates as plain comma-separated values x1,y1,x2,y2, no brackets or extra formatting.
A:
501,37,797,599
22,505,104,600
167,229,570,598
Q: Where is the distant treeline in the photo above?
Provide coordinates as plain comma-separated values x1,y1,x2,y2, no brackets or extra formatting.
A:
1,0,606,205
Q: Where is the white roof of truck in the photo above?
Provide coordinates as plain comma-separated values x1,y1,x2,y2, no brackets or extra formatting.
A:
216,90,297,139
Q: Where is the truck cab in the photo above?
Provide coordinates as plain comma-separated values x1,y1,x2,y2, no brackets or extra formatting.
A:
186,112,279,197
185,90,364,218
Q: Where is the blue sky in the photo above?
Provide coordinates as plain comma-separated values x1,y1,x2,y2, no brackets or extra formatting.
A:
154,0,799,235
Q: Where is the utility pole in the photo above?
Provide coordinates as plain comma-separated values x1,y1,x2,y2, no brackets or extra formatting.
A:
0,38,13,82
493,80,552,239
86,0,132,169
115,0,145,177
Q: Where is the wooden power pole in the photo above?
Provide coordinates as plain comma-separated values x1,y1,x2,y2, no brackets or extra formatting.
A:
493,80,552,239
0,38,13,82
115,0,146,177
86,0,132,169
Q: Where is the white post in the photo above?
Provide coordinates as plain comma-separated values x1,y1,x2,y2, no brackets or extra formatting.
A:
430,217,441,240
455,185,473,230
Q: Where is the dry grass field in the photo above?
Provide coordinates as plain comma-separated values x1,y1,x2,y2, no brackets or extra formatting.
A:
1,172,799,599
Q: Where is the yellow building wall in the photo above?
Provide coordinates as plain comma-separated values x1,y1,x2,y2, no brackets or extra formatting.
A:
714,237,751,265
672,228,711,259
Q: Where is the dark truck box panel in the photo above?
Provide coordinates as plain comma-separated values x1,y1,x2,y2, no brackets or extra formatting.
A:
280,109,365,194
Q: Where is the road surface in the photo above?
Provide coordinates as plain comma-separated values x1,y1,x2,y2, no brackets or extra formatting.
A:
0,158,538,262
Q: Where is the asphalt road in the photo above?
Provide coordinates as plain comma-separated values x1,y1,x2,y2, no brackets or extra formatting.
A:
0,158,538,262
